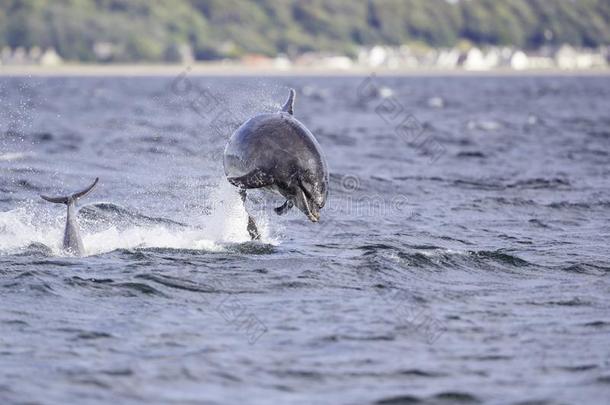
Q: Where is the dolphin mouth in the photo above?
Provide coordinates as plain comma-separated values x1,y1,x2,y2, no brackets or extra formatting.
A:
308,210,320,222
302,196,320,222
296,187,321,222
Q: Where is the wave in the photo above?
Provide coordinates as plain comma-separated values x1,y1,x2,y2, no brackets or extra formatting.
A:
506,178,570,190
375,391,480,405
358,243,532,271
398,248,531,269
546,200,610,209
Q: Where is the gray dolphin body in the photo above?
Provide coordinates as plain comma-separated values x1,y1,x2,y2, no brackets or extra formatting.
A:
223,89,329,239
40,178,99,255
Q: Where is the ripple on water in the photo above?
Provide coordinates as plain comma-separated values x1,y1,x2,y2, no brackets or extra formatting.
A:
375,392,481,405
358,243,532,272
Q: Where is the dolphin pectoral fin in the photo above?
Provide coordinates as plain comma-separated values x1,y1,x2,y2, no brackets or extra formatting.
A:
281,89,295,115
228,169,274,189
274,200,294,215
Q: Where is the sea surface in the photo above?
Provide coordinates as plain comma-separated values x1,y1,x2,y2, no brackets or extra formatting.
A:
0,73,609,405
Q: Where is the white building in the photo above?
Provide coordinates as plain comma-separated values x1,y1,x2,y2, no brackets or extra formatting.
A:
510,50,529,70
463,48,493,70
556,45,578,69
39,48,62,66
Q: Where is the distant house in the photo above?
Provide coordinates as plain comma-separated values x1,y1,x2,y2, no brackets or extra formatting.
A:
526,46,555,69
462,48,487,70
295,53,353,69
1,47,12,64
0,46,62,65
39,48,62,66
12,47,27,64
178,44,194,64
369,45,388,67
555,45,607,69
241,54,274,67
555,45,578,69
484,48,501,69
510,50,529,70
575,49,607,69
435,49,460,69
321,55,353,70
29,47,42,63
93,42,116,61
527,55,554,69
272,54,291,70
357,45,388,68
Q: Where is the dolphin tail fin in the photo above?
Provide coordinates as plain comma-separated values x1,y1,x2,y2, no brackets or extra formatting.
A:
40,177,99,205
40,195,70,204
281,88,295,115
71,177,99,201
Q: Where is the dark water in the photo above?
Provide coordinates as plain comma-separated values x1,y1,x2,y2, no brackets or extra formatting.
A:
0,74,609,404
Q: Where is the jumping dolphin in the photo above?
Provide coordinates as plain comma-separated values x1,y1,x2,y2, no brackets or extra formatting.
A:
223,89,329,239
40,178,99,255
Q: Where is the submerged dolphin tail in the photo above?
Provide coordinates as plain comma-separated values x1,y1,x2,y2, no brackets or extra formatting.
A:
281,88,295,115
40,177,99,205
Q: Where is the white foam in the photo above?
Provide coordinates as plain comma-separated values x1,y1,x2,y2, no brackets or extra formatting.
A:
0,206,63,254
0,152,31,161
199,180,253,243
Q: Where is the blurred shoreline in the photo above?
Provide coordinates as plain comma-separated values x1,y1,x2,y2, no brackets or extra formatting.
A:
1,63,609,77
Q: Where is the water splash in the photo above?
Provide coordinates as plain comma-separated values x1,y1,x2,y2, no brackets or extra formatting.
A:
0,181,272,257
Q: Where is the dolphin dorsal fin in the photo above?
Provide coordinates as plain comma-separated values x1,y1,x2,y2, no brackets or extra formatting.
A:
281,89,295,115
